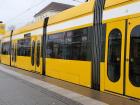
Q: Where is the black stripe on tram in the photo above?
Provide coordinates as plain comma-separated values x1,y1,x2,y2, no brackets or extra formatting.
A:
91,0,106,90
42,17,49,75
10,30,14,66
123,20,128,95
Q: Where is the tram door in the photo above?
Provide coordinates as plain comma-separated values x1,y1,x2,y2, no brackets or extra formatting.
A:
105,20,126,94
31,37,41,74
11,42,17,67
125,17,140,99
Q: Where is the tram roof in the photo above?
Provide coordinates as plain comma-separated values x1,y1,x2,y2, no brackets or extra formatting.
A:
5,0,132,37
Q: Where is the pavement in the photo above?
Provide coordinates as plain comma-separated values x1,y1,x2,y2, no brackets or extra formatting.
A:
0,65,108,105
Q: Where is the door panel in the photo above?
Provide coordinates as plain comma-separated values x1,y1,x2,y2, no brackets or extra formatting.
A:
11,43,14,66
31,36,41,74
11,42,17,66
31,40,35,68
105,20,126,94
35,40,41,73
126,17,140,99
107,29,122,83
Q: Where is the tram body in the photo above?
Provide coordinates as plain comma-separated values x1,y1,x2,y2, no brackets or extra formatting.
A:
1,0,140,99
0,22,5,62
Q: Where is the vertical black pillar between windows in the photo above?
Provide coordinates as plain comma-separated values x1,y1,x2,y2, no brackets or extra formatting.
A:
91,0,106,90
10,30,13,66
42,17,49,75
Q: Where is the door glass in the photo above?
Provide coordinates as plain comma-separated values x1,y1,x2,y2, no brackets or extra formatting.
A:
129,25,140,87
36,41,40,67
31,41,35,66
107,29,122,82
12,44,14,62
14,44,17,62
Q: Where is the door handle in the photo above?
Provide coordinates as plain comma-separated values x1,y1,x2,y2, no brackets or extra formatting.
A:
130,58,134,63
126,58,129,62
116,57,120,62
126,58,134,62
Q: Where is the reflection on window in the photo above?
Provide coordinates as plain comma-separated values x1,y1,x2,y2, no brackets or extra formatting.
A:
11,44,14,61
46,28,90,61
17,38,31,56
130,25,140,87
36,41,40,67
31,41,35,66
107,29,122,82
2,42,10,55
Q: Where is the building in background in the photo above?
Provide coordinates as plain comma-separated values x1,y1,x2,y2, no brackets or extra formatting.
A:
34,2,74,21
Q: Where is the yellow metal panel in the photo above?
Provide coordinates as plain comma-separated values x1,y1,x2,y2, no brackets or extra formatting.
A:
105,0,129,7
48,1,94,25
100,62,105,92
0,23,5,35
13,21,44,35
104,20,126,94
103,12,140,24
48,23,92,35
16,56,33,71
11,1,94,36
1,55,10,65
5,0,139,38
46,58,91,87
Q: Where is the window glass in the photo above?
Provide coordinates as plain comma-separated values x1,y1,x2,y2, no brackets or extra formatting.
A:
46,27,90,61
24,38,31,56
101,24,106,62
15,43,17,62
129,25,140,87
47,32,65,59
36,41,40,67
31,41,35,66
11,44,14,61
17,38,31,56
2,42,10,55
17,39,25,56
107,29,122,82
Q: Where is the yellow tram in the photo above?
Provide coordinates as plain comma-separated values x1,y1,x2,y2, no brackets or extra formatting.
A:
0,22,5,62
1,0,140,99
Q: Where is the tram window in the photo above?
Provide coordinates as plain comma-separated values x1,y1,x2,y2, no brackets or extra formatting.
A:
66,28,89,60
47,33,65,59
31,41,35,66
101,24,106,62
24,38,31,56
36,41,40,67
11,44,14,61
46,27,90,61
107,29,122,82
17,39,24,56
129,25,140,87
17,38,31,56
2,42,10,55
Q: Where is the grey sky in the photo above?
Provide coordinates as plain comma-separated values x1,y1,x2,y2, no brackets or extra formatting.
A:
0,0,86,29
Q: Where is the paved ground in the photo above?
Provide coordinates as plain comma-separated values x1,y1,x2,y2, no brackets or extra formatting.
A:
0,65,107,105
0,70,82,105
0,64,140,105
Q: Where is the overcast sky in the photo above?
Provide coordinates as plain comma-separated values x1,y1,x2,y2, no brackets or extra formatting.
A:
0,0,86,29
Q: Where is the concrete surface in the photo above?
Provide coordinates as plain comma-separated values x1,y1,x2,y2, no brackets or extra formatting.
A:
0,65,108,105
